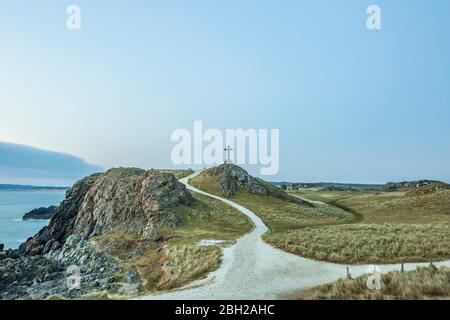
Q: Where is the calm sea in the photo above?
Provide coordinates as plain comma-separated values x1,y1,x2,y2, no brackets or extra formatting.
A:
0,191,66,249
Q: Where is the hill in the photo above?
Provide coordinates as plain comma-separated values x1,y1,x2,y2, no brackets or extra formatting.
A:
0,168,251,300
197,164,288,198
190,164,353,241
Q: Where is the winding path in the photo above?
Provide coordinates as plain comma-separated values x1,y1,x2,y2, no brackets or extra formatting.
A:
140,171,450,300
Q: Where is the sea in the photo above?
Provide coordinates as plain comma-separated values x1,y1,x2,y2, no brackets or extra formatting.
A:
0,191,66,249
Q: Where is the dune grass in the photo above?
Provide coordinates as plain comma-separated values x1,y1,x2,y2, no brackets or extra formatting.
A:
157,243,220,290
267,223,450,264
285,266,450,300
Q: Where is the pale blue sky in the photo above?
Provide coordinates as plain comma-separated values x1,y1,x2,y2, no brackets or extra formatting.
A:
1,1,449,183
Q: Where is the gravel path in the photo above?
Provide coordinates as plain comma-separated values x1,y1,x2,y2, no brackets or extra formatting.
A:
140,171,450,300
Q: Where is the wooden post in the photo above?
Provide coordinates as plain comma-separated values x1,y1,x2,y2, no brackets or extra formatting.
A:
346,266,351,279
401,262,404,272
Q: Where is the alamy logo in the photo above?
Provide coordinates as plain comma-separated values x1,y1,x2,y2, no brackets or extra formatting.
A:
171,121,280,175
367,5,382,30
366,265,383,290
66,5,81,30
66,265,81,290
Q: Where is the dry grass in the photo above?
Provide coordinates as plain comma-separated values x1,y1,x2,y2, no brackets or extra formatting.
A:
267,223,450,264
285,266,450,300
157,243,220,289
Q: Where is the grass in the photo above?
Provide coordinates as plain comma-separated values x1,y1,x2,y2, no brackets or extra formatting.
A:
291,189,450,224
190,170,450,265
190,174,353,235
91,191,252,295
267,223,450,264
157,243,220,290
285,266,450,300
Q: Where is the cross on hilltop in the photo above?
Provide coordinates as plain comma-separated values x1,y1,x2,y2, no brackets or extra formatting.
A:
224,145,233,164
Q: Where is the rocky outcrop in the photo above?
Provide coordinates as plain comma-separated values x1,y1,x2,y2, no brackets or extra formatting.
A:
1,168,194,300
0,235,121,300
383,180,449,192
18,168,193,256
23,206,57,220
320,186,359,192
204,164,288,198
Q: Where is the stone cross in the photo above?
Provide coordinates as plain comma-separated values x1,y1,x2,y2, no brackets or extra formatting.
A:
224,145,233,164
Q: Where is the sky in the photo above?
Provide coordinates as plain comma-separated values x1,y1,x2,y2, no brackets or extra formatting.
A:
1,0,449,184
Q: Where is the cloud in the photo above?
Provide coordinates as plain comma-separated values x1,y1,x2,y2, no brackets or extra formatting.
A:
0,141,103,186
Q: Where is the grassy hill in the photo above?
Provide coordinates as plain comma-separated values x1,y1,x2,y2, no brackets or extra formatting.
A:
283,186,450,263
189,165,353,239
191,165,450,264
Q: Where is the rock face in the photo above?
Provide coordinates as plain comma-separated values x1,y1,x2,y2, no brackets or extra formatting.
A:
18,168,193,256
205,164,288,198
1,168,193,300
23,206,57,220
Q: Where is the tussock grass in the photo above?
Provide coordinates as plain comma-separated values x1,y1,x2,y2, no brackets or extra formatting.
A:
267,223,450,264
286,266,450,300
158,244,220,289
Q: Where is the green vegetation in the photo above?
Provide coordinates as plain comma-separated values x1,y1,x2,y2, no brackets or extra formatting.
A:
93,192,252,294
285,266,450,300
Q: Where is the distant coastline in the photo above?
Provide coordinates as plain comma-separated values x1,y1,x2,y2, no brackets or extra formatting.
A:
0,184,69,192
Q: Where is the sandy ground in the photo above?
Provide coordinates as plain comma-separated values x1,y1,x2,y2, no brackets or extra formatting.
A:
139,171,450,300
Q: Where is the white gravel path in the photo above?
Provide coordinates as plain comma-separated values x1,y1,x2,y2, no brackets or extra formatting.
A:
139,171,450,300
